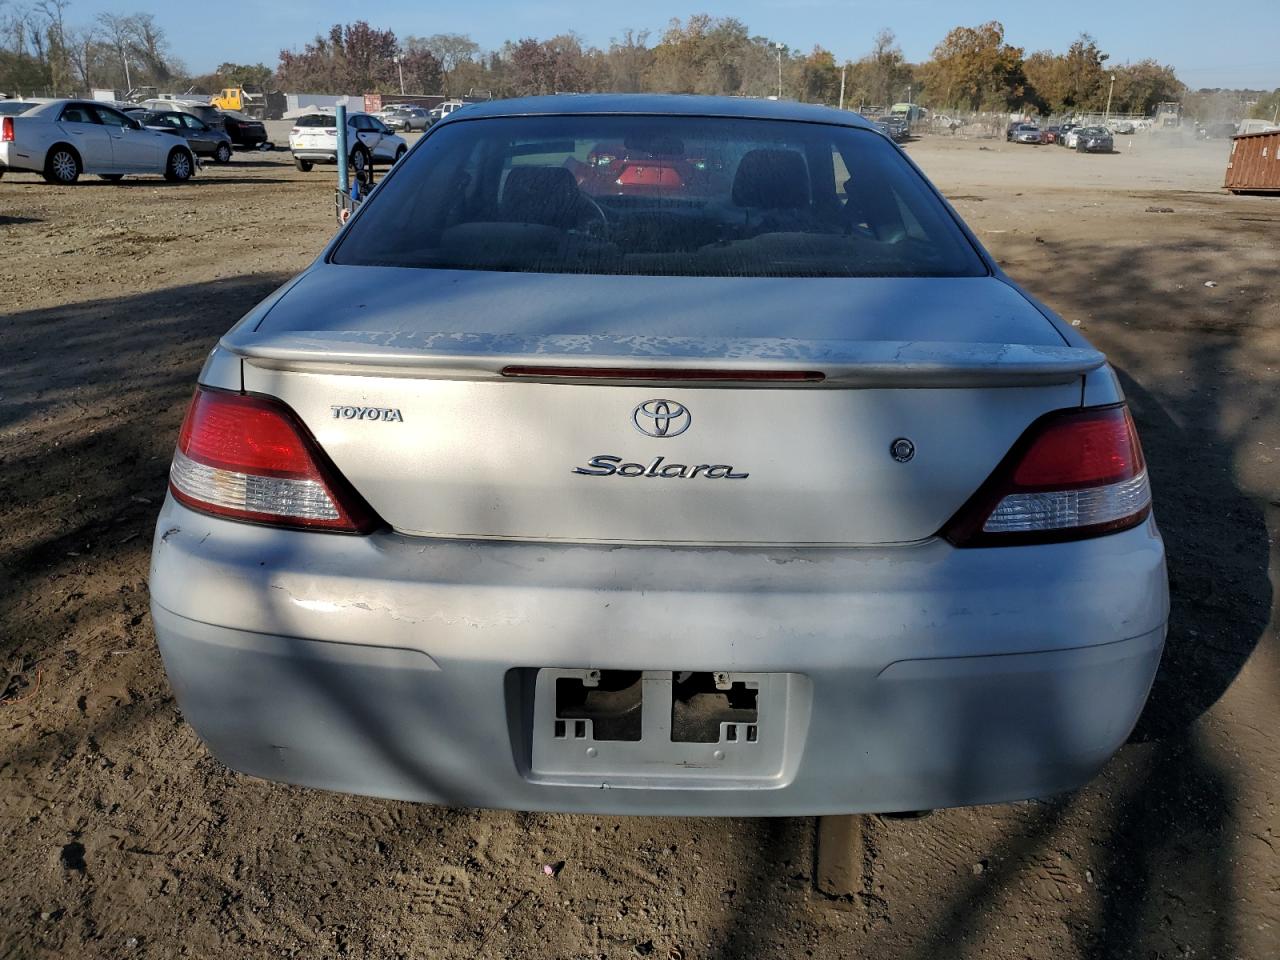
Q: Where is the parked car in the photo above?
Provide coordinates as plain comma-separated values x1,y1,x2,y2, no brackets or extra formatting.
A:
1011,124,1042,144
138,110,234,163
1058,122,1081,146
140,99,225,132
426,99,466,126
219,110,269,150
876,115,909,142
1075,126,1114,153
571,139,729,198
1062,126,1086,149
1112,121,1136,135
377,105,431,132
288,111,407,175
152,94,1167,817
1041,125,1061,145
1005,120,1021,141
0,98,196,183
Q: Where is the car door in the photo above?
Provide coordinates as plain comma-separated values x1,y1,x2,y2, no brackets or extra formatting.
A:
181,114,215,154
361,115,395,159
55,104,113,172
94,106,159,171
370,117,400,159
352,115,379,156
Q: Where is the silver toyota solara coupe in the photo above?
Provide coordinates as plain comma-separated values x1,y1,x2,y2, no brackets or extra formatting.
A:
150,95,1168,816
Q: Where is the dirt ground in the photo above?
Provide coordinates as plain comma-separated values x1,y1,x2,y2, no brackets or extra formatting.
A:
1,130,1277,960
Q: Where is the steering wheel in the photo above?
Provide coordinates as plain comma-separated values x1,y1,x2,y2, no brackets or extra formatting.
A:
579,195,610,241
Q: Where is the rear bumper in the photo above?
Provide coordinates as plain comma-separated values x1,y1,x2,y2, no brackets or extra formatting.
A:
150,498,1168,815
291,150,338,163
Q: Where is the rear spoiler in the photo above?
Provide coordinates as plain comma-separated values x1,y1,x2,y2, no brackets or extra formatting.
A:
225,331,1105,388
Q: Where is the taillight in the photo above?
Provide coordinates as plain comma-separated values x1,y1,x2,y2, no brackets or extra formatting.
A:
168,387,379,533
943,404,1151,546
1,117,13,142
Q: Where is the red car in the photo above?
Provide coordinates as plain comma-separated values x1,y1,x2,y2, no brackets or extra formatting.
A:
572,139,727,198
1042,126,1061,145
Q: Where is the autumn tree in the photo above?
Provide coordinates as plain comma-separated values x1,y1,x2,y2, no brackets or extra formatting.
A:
404,32,477,94
918,21,1026,111
648,15,761,95
277,21,403,92
604,29,652,92
214,62,274,88
863,29,912,107
1059,34,1108,111
1111,59,1182,115
505,33,594,96
794,46,838,104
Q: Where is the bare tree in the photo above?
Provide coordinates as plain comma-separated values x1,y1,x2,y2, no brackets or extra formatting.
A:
127,12,174,84
96,12,134,89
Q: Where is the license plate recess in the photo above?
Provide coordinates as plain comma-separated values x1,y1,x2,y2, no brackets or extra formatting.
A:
529,669,808,788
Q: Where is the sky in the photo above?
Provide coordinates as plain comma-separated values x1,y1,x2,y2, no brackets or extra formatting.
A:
70,0,1279,90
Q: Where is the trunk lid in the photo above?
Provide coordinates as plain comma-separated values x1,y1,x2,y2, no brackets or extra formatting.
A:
228,267,1095,545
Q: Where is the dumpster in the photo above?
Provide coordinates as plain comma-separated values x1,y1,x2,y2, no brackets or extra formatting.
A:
1224,130,1280,194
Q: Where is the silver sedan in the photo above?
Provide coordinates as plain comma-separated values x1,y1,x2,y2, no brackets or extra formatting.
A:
1012,124,1043,144
151,95,1167,816
0,98,196,183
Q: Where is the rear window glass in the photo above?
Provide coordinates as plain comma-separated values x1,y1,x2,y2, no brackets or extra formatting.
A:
332,115,986,278
0,101,36,115
142,112,181,127
295,114,334,127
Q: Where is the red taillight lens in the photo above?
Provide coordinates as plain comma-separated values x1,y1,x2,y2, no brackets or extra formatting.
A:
1,117,13,142
169,387,378,533
943,405,1152,547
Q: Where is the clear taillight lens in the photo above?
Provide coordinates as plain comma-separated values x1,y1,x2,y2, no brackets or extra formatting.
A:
168,387,378,533
943,405,1152,546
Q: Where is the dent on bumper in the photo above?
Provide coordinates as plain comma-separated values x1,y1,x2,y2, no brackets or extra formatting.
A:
149,498,1168,815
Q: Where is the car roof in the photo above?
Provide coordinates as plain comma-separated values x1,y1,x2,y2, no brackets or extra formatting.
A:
22,98,124,117
438,94,874,130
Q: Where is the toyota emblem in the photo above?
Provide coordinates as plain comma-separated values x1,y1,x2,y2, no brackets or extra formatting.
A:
632,399,691,438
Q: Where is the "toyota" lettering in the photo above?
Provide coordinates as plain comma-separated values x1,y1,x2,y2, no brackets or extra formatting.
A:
330,405,404,422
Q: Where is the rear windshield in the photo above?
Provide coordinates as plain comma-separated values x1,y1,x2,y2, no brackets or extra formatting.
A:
294,114,334,127
140,112,182,127
0,101,36,116
331,115,986,278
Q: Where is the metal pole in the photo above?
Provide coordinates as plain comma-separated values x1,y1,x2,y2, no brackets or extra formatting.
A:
395,57,405,96
839,64,846,110
776,43,783,99
120,44,131,91
336,104,349,196
1105,75,1115,123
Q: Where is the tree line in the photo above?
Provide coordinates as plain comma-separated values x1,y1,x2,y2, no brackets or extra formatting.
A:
4,6,1272,122
272,17,1188,117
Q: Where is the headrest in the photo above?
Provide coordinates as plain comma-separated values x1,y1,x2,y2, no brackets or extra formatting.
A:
502,166,583,229
732,149,809,209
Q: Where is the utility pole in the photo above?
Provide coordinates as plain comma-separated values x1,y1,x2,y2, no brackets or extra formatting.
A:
394,56,405,96
839,64,846,110
1105,74,1116,123
119,42,131,92
775,42,784,100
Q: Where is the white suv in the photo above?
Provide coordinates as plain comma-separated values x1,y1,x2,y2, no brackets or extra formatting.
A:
289,111,407,177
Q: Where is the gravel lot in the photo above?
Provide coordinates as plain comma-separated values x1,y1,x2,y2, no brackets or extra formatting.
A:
1,130,1277,960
